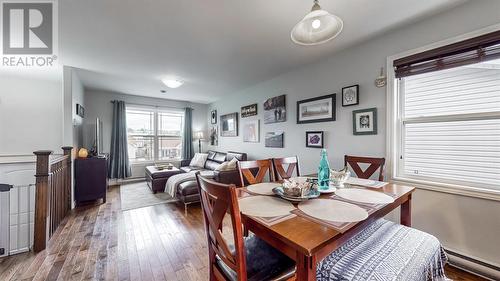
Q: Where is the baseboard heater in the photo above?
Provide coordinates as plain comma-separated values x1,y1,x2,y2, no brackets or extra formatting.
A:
445,248,500,280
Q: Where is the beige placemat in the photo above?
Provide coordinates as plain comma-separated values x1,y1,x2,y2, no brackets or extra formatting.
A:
246,182,281,195
345,177,387,188
335,189,394,204
238,196,295,217
298,199,368,223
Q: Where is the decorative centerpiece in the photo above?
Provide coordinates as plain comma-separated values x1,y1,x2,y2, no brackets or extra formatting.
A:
318,149,330,190
155,163,173,170
273,177,320,202
330,166,351,187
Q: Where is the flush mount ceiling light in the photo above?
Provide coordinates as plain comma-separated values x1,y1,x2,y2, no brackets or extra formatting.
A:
162,78,184,88
291,0,343,46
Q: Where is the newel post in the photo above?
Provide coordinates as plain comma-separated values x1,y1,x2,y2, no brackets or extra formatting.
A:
33,150,52,252
62,146,73,212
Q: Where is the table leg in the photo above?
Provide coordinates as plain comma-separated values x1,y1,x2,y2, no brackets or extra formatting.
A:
296,252,316,281
401,194,412,227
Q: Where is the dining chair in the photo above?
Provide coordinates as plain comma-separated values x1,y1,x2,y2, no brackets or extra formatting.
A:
237,159,275,187
195,173,295,281
272,156,300,180
344,155,386,181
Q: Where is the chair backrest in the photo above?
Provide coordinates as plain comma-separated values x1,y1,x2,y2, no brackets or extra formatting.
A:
237,159,275,187
195,173,247,281
344,155,386,181
273,156,300,180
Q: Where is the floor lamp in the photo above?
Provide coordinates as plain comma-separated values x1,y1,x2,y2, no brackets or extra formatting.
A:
195,131,204,153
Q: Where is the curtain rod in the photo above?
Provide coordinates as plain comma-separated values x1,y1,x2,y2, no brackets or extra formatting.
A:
110,100,193,110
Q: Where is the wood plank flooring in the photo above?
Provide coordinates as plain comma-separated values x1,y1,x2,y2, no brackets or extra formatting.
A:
0,185,487,281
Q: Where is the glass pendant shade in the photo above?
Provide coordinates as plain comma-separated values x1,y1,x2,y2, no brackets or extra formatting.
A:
291,1,343,46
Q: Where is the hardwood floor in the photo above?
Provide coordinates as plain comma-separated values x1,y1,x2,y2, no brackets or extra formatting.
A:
0,185,487,281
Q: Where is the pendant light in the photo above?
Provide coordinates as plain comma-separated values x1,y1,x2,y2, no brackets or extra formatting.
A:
291,0,343,46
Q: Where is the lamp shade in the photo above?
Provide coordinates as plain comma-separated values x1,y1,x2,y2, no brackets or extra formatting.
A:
195,131,204,140
291,1,343,46
78,148,88,158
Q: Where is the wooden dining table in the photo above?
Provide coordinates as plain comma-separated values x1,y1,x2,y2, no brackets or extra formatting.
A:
238,182,415,281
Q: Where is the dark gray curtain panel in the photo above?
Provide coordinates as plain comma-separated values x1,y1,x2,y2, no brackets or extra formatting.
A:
182,107,194,160
108,100,131,179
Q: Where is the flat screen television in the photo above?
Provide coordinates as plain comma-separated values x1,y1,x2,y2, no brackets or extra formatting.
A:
94,118,103,155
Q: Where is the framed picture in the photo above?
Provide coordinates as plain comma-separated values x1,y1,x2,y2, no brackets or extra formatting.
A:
352,108,377,135
296,94,336,124
241,103,257,118
265,132,284,148
342,85,359,106
209,126,218,146
243,120,259,142
220,112,238,137
211,109,217,124
306,131,324,148
263,95,286,124
76,104,85,118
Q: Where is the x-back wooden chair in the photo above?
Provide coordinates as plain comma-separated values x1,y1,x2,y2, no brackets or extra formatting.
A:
344,155,386,181
195,173,295,281
272,156,300,180
237,159,275,187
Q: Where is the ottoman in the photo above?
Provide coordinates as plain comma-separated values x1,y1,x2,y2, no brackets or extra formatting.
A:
145,166,182,193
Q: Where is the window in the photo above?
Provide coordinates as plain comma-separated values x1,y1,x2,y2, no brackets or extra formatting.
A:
395,59,500,191
126,106,184,162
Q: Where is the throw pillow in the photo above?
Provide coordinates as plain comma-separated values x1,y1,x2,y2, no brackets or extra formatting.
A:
190,153,208,168
215,161,229,171
227,157,239,170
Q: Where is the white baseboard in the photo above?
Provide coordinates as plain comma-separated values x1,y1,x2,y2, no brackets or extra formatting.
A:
445,248,500,280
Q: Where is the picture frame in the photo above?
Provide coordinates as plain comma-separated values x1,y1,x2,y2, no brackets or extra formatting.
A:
220,112,238,137
241,103,258,118
342,85,359,107
76,104,85,118
352,108,377,135
209,126,218,146
242,119,260,142
263,95,286,124
265,132,284,148
296,94,336,124
306,131,324,148
211,109,217,124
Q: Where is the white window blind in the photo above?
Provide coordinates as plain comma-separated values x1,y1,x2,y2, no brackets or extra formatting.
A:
400,60,500,190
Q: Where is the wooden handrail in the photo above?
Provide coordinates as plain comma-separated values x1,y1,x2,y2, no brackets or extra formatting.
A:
33,146,72,252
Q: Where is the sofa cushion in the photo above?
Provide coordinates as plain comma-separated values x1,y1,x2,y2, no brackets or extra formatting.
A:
226,151,246,161
178,181,199,196
180,166,203,173
204,160,221,171
190,153,208,168
207,150,217,160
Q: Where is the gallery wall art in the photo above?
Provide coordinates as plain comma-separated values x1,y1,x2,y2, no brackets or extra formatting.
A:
264,95,286,124
220,112,238,137
297,94,336,124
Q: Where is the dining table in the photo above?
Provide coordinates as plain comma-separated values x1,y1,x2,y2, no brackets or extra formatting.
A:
237,179,415,281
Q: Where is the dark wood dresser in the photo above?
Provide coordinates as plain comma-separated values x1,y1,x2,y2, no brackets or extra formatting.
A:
74,157,108,206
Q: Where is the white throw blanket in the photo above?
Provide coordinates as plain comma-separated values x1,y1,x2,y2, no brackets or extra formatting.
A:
164,170,215,197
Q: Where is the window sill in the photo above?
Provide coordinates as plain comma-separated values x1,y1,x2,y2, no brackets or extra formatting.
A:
130,159,181,166
391,176,500,202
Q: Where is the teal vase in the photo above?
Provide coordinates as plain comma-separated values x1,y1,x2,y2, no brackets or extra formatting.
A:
318,149,330,190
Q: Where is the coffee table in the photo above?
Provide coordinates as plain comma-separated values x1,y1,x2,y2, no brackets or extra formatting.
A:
145,166,182,193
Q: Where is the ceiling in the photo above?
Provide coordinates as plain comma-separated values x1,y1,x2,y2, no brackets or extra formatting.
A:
59,0,468,104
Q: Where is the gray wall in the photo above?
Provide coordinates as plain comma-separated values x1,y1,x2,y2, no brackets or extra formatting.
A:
84,90,208,178
0,74,63,155
208,0,500,270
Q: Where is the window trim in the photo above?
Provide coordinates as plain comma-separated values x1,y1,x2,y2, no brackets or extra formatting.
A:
126,105,184,162
386,23,500,202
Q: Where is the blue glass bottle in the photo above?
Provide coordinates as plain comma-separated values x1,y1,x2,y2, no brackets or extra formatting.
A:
318,149,330,190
